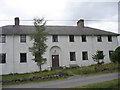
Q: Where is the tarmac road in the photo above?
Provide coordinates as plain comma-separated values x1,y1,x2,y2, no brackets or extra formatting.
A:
3,72,119,88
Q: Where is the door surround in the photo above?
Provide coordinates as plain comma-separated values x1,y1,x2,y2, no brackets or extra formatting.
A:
50,46,62,69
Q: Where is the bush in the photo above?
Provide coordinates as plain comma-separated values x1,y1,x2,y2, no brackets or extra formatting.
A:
110,46,120,63
79,66,95,74
94,63,119,72
92,50,105,65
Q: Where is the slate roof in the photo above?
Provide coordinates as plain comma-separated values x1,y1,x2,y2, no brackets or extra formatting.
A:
0,25,118,36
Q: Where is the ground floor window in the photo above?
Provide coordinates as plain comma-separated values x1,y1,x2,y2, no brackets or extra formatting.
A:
98,51,104,59
20,53,27,63
82,51,88,60
0,53,6,63
70,52,76,61
109,50,113,57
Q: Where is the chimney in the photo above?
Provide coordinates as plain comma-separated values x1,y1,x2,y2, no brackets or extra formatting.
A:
14,17,19,26
77,19,84,27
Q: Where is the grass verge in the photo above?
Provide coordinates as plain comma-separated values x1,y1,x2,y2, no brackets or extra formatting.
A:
2,70,61,81
75,79,120,88
2,76,67,87
1,63,119,86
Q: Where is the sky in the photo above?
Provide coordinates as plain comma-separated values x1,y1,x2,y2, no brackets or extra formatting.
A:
0,0,119,33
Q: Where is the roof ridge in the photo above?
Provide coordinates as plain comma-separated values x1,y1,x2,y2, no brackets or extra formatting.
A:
1,25,118,35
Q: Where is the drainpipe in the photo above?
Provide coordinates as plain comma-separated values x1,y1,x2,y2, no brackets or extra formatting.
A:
91,34,95,64
12,28,15,74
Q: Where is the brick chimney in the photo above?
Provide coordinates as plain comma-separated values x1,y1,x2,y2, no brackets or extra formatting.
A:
77,19,84,28
14,17,19,26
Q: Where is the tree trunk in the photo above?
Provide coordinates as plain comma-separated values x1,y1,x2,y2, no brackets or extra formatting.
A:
98,59,100,65
39,64,42,72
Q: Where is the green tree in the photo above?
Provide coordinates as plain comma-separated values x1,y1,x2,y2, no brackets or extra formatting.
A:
110,46,120,64
29,17,48,71
92,50,105,65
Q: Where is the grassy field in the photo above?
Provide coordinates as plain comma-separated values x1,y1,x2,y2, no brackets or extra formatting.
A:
63,63,119,76
75,79,120,88
2,76,66,87
2,70,61,81
1,63,119,86
2,63,119,80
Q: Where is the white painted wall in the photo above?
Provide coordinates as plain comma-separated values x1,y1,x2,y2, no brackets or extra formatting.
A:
0,35,119,75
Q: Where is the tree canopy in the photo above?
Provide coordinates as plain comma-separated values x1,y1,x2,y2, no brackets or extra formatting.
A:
29,17,48,71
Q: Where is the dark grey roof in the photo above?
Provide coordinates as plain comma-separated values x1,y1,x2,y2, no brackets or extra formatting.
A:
0,25,118,36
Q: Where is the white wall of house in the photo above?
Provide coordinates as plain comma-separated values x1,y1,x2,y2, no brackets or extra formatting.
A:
0,35,119,75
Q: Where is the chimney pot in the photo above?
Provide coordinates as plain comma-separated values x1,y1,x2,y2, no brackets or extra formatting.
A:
14,17,19,26
77,19,84,27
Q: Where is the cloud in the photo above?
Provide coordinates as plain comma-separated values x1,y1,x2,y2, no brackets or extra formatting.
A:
62,2,118,32
0,0,69,26
0,0,118,33
63,2,117,20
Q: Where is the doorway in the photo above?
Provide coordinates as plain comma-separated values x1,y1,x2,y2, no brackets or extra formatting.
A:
52,55,59,69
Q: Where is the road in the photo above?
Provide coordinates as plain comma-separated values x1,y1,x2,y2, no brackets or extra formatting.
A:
3,72,119,88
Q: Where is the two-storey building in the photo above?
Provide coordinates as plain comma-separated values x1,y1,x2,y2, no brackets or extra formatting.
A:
0,17,119,75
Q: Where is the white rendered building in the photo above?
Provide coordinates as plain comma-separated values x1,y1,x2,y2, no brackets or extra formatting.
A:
0,17,119,75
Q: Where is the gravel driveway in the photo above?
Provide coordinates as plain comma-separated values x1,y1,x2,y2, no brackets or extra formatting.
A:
3,72,119,88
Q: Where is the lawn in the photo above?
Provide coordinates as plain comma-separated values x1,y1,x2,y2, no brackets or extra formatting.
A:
75,79,120,88
1,63,119,86
2,70,61,81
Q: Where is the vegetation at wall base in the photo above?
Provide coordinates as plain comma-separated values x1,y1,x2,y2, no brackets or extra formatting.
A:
64,63,119,75
1,63,119,86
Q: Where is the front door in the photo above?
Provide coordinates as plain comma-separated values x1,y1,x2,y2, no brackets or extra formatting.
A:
52,55,59,69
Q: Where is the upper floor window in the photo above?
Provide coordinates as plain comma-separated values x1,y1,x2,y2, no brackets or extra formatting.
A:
82,35,86,42
0,35,6,43
20,53,27,63
82,51,88,60
97,35,102,42
0,53,6,63
70,52,76,61
108,35,112,42
52,35,58,42
69,35,74,42
20,35,26,43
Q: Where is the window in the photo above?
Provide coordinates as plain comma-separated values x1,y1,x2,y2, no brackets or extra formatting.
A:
0,53,6,63
20,53,27,63
0,35,6,43
98,51,104,59
52,35,58,42
108,35,112,42
109,51,113,57
34,54,38,62
69,35,74,42
97,35,102,42
82,51,88,60
20,35,26,43
82,35,86,42
70,52,76,61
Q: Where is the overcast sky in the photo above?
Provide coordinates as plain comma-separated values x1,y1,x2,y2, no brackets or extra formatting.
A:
0,0,119,33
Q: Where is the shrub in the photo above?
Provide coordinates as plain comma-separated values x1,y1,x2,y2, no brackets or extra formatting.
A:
110,46,120,64
94,63,119,72
79,66,95,74
92,50,105,65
